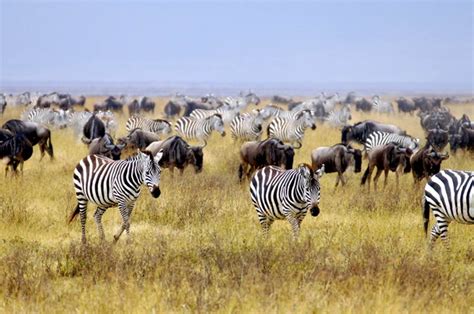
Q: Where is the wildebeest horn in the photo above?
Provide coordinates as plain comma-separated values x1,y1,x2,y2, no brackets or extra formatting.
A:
428,152,436,157
117,143,126,149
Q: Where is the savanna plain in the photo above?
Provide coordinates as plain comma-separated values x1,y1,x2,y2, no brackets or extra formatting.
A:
0,97,473,313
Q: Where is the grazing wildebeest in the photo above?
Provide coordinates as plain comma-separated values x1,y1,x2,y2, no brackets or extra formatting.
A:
354,98,373,112
146,136,204,174
0,132,33,176
361,143,412,190
419,108,454,132
426,127,449,152
238,138,294,181
182,101,213,117
70,95,86,107
36,92,60,108
311,144,362,187
2,119,54,160
140,97,156,114
164,100,182,119
450,125,474,153
88,134,126,160
127,99,141,116
414,97,443,112
341,120,406,144
272,95,293,104
82,114,106,143
119,128,162,151
395,97,416,114
94,96,124,113
410,144,449,183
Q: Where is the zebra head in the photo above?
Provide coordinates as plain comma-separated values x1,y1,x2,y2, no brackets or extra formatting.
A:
298,164,324,217
297,110,317,130
210,114,226,137
140,150,163,198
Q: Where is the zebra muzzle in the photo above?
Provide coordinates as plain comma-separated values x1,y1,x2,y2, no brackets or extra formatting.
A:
310,206,320,217
150,186,161,198
221,131,226,137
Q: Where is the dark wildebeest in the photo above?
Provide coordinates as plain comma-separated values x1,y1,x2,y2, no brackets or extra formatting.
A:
395,97,416,114
426,127,449,152
128,99,141,116
36,92,60,108
164,100,182,119
238,138,294,181
70,95,86,107
94,96,124,113
0,94,6,114
0,132,33,176
182,101,212,117
87,134,125,160
410,144,449,183
311,144,362,187
413,97,443,112
146,136,204,174
82,114,106,143
2,119,54,160
140,97,156,114
355,98,373,112
119,128,162,152
361,143,412,190
419,109,454,132
341,120,406,144
272,95,293,105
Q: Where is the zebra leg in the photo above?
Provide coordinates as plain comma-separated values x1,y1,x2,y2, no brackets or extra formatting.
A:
438,221,451,250
287,213,300,240
78,201,88,244
258,212,273,238
113,201,129,242
125,202,136,241
94,207,107,241
429,223,442,248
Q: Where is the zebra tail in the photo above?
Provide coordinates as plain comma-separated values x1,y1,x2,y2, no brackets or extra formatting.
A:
361,166,370,185
68,204,80,223
422,197,430,237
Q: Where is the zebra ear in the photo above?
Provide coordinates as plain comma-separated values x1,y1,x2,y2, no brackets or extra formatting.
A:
298,164,311,179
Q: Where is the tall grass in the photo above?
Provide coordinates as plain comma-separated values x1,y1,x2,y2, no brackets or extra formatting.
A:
0,99,472,312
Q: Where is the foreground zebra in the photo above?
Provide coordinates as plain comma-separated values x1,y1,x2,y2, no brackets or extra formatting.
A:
267,110,316,148
68,151,163,243
175,113,226,146
365,131,419,153
126,116,172,135
230,110,264,141
423,170,473,247
250,164,325,238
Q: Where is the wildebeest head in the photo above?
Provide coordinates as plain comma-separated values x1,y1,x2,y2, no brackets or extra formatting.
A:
427,128,449,151
298,164,324,217
140,150,163,198
190,146,204,173
105,143,126,160
341,125,353,144
424,149,449,176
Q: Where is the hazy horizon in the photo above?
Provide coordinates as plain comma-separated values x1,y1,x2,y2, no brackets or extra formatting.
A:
1,0,473,95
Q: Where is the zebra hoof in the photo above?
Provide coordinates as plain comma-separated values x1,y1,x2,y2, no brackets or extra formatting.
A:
310,206,320,217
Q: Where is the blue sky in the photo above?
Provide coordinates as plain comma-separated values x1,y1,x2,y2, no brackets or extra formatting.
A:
1,0,472,91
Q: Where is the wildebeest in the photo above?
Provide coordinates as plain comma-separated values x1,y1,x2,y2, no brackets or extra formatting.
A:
139,97,156,114
361,143,412,190
0,94,6,114
88,134,126,160
341,120,406,144
36,92,60,108
413,97,443,112
2,119,54,160
311,144,362,187
419,108,454,132
238,138,294,181
395,97,416,114
426,127,449,152
93,96,124,113
82,114,106,143
0,132,33,176
146,136,204,174
451,125,474,152
272,95,293,104
354,98,373,112
119,128,162,151
410,144,449,183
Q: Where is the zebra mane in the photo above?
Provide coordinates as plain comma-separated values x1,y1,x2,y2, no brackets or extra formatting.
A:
153,118,171,125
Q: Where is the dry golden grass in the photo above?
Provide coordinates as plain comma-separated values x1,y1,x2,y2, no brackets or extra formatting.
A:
0,98,473,313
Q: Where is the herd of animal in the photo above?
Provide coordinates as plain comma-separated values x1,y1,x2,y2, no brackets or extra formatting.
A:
0,91,472,248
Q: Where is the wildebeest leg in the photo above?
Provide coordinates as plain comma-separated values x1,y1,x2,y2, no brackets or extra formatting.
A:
94,207,107,241
114,201,129,243
39,140,46,161
383,168,389,189
335,175,340,188
169,166,175,178
373,169,383,191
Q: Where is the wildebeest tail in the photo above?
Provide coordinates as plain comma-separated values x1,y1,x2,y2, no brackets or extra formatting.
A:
361,166,370,185
68,203,80,223
422,197,430,237
266,123,271,137
47,131,54,158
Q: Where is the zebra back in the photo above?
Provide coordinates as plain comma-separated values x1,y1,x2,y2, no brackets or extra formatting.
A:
365,131,419,152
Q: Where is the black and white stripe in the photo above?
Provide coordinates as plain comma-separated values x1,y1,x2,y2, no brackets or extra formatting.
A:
365,131,419,152
267,110,316,148
230,111,264,141
423,169,473,247
69,151,163,243
325,105,352,128
175,113,226,145
126,116,172,135
190,106,239,124
250,164,324,238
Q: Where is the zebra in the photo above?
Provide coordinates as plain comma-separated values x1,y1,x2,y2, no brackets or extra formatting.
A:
423,169,473,247
175,113,226,146
230,110,264,141
69,111,93,139
126,116,172,135
68,151,163,243
365,131,419,153
372,95,394,114
267,110,316,148
325,104,352,128
189,105,239,124
250,164,325,238
22,107,71,129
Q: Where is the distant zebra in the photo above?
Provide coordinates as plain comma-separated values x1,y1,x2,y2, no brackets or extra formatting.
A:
423,170,473,247
267,110,316,148
250,164,325,238
325,105,352,128
365,131,419,152
68,151,163,243
175,113,226,146
372,96,394,113
126,116,172,135
190,105,239,124
230,111,264,141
